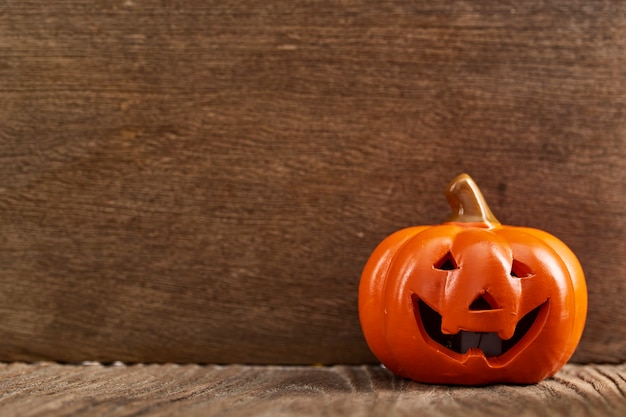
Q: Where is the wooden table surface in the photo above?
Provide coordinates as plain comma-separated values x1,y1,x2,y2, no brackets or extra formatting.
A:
1,362,625,416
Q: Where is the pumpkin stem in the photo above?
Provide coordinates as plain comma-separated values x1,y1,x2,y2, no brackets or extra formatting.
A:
445,174,501,228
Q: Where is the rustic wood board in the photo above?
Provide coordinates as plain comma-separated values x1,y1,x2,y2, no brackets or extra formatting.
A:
0,363,625,416
0,1,625,364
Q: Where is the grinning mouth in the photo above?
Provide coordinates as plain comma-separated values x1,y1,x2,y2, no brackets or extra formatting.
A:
412,295,547,358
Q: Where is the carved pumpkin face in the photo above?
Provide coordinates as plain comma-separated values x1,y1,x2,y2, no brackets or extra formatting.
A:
359,174,587,385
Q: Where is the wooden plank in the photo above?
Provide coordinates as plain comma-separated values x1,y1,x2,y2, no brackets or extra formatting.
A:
0,1,625,364
0,363,624,416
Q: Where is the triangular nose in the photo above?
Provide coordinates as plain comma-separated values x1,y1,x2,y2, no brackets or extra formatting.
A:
469,293,498,311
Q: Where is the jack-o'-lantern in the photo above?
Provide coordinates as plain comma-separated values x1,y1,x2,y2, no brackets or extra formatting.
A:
358,174,587,385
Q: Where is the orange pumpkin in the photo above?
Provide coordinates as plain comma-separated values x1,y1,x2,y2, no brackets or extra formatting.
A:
359,174,587,385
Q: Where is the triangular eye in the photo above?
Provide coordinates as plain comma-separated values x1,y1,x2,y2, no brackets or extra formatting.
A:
434,251,458,271
511,259,533,278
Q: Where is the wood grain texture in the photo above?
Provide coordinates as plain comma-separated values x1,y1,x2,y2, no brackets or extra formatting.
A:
0,1,625,364
0,363,625,416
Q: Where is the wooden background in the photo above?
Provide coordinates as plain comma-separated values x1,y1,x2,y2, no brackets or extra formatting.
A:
0,0,624,365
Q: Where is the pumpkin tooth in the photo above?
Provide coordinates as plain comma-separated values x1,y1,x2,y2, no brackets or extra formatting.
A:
477,332,503,356
454,331,481,353
452,332,502,357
